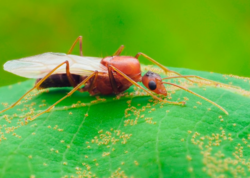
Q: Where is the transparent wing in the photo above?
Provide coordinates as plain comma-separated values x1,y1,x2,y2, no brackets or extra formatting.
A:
3,52,107,78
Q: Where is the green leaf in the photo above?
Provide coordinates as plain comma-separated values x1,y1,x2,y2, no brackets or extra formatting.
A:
0,66,250,178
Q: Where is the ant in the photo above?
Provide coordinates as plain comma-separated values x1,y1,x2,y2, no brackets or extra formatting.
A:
1,36,229,120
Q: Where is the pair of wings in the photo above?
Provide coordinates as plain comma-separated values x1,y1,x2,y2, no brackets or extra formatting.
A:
4,53,108,79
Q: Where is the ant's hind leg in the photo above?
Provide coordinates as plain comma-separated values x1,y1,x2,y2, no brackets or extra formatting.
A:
113,45,125,56
67,36,83,56
0,61,76,114
30,71,99,120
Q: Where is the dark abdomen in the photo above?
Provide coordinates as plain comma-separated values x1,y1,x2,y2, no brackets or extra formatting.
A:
36,74,82,89
36,73,134,96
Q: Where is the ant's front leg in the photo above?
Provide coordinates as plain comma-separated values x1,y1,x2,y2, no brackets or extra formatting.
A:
108,65,185,106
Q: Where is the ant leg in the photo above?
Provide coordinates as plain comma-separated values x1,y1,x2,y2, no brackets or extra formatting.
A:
108,65,185,106
162,82,228,115
162,75,240,89
113,45,125,56
64,61,77,87
107,64,132,94
135,52,184,77
135,52,236,88
85,71,99,92
0,61,76,114
67,36,83,56
29,71,98,120
108,65,161,101
107,65,119,94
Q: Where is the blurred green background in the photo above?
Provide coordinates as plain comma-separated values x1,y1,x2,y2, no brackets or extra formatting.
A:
0,0,250,87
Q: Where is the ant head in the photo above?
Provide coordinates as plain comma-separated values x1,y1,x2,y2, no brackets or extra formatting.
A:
142,71,167,96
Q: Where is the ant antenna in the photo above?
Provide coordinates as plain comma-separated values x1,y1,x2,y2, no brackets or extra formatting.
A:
162,82,228,115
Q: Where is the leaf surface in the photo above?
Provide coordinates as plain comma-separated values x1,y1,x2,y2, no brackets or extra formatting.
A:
0,66,250,178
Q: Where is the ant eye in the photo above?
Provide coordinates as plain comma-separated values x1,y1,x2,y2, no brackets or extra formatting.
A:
148,81,157,90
